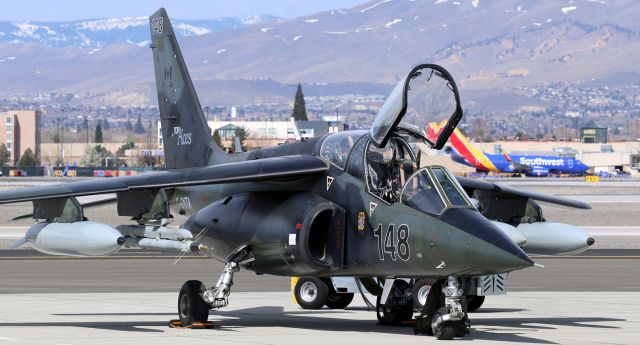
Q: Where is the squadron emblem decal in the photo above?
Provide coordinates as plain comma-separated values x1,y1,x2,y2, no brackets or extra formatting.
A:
369,202,378,216
326,176,334,191
357,211,366,234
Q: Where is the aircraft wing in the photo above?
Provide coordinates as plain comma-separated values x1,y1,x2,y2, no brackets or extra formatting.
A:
456,176,591,209
0,155,328,204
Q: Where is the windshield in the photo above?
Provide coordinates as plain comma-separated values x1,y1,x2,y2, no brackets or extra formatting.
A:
401,167,471,215
430,167,469,206
401,169,446,215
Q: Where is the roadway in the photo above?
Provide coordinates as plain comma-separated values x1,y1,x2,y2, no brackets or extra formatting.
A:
0,253,639,293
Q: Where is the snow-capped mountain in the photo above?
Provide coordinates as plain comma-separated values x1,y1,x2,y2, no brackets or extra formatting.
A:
0,15,280,47
0,0,639,107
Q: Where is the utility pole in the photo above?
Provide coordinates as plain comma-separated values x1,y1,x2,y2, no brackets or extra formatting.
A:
148,114,152,167
56,118,60,165
85,116,89,147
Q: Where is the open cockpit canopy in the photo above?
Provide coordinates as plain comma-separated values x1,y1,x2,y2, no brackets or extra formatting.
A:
369,64,463,150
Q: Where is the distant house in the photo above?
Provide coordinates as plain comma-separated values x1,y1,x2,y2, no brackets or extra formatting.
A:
580,122,607,143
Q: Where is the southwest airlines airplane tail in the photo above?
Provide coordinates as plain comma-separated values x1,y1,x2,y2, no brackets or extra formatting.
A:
428,122,589,177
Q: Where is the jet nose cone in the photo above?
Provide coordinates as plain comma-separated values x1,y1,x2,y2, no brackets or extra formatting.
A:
440,208,534,273
478,235,534,272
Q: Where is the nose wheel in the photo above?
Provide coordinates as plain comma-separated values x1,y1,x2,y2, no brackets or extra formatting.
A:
414,277,470,340
177,280,210,326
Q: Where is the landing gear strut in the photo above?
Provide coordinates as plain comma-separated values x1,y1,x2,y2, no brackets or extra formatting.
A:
376,279,414,325
177,261,241,326
414,276,470,340
203,261,240,309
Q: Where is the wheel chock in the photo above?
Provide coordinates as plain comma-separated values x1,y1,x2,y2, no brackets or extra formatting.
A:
169,319,214,329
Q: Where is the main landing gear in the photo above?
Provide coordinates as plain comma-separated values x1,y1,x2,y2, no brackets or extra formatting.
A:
414,276,470,340
177,261,240,326
376,279,414,325
293,277,355,309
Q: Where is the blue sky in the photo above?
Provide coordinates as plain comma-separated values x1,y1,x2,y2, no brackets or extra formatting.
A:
2,0,369,21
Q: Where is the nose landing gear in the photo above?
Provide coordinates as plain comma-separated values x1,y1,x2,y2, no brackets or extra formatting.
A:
414,276,470,340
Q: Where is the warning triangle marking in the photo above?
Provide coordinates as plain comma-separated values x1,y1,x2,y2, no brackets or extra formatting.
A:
369,202,378,216
326,176,334,191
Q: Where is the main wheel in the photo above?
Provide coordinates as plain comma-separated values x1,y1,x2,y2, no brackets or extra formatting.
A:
376,280,414,326
294,278,329,309
466,295,485,312
413,279,435,311
178,280,210,325
326,291,354,309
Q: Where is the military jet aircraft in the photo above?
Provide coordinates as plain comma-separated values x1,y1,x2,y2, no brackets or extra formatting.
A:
2,8,591,340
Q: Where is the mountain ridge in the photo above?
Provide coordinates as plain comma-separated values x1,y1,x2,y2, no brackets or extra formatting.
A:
0,0,638,107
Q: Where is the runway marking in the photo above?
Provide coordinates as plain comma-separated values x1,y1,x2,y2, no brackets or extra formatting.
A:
0,337,19,341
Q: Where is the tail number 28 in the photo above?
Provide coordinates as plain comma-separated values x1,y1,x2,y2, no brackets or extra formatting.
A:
373,224,410,261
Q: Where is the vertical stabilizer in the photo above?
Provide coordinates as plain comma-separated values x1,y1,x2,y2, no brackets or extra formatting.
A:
430,120,498,172
149,8,223,169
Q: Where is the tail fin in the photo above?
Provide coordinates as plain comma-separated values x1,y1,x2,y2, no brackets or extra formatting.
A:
149,8,223,169
433,119,498,172
426,122,440,143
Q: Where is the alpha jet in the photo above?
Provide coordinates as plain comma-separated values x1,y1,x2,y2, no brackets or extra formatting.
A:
2,8,590,340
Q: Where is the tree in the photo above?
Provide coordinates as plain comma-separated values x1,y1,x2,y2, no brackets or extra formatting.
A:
95,122,103,143
292,83,308,121
213,129,222,148
18,148,39,167
81,145,111,167
52,133,61,144
83,116,89,130
102,118,111,130
116,141,135,156
233,127,249,152
0,143,10,166
134,115,146,134
124,117,134,131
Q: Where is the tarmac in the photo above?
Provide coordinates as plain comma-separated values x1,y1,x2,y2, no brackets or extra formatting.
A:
0,291,637,345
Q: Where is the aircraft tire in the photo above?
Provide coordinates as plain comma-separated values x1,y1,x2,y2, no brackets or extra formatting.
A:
295,278,329,309
432,307,463,340
466,295,485,312
325,292,354,309
178,280,210,325
413,279,436,311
